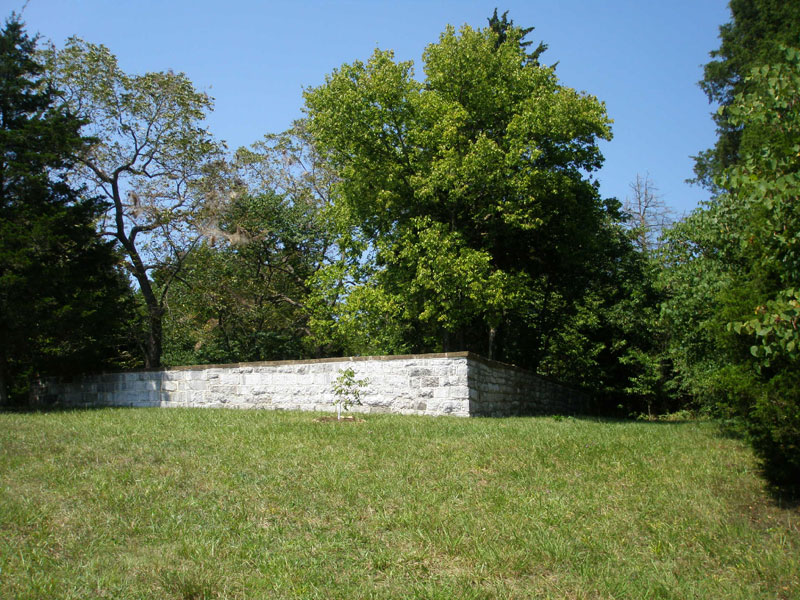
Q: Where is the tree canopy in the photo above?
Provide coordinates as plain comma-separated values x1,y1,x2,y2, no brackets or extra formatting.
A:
303,17,618,369
160,122,337,365
693,0,800,190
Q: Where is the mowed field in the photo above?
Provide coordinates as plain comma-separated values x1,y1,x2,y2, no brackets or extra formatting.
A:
1,408,797,599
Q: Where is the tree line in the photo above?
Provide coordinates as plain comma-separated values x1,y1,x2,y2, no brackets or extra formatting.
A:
1,4,798,493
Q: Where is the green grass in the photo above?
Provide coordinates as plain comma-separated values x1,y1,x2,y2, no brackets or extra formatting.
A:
1,409,797,599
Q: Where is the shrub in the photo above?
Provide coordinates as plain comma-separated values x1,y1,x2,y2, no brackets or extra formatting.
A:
748,371,800,496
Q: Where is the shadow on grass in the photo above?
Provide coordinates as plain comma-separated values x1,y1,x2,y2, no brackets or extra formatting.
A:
764,484,800,509
567,414,704,426
0,403,135,415
569,413,799,508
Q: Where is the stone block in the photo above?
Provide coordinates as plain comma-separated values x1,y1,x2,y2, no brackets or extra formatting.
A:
420,376,439,388
428,400,468,417
448,386,470,399
311,373,328,385
450,364,468,378
217,373,240,386
187,380,207,392
409,368,432,377
432,387,448,399
243,373,264,386
247,385,270,397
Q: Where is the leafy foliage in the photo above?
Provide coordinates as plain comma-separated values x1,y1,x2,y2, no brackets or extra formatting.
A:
331,366,369,419
663,39,800,491
693,0,800,190
541,211,669,415
161,122,337,365
304,16,620,373
161,191,324,365
748,371,800,492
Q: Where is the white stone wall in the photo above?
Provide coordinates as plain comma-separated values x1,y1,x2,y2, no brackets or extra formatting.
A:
35,352,585,417
36,354,472,417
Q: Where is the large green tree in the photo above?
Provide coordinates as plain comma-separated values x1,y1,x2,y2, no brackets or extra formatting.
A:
304,16,615,369
44,38,222,367
0,17,132,404
661,1,800,490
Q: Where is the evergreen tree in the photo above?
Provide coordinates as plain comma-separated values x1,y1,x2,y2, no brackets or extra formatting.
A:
487,8,546,65
0,16,133,405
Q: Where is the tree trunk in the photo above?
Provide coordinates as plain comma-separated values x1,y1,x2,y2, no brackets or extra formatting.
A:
488,326,497,360
124,246,163,369
532,280,555,370
111,177,166,369
144,305,163,369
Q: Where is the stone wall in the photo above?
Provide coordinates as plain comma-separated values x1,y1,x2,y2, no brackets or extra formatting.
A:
35,352,585,417
467,355,585,416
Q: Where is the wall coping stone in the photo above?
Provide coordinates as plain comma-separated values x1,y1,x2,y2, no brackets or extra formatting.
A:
163,351,472,372
65,352,473,379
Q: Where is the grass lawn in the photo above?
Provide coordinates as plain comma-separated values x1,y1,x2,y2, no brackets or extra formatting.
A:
1,408,798,599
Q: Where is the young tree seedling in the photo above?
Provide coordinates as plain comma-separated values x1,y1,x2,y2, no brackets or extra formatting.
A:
331,367,369,420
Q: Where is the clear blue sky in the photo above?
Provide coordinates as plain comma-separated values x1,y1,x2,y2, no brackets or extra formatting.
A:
7,0,731,215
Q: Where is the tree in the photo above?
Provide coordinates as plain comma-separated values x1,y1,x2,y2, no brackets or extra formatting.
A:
693,0,800,190
0,17,133,404
722,46,800,490
487,8,547,66
541,209,668,416
161,122,338,365
623,174,673,253
304,16,614,369
160,190,329,365
43,38,222,367
662,36,800,491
